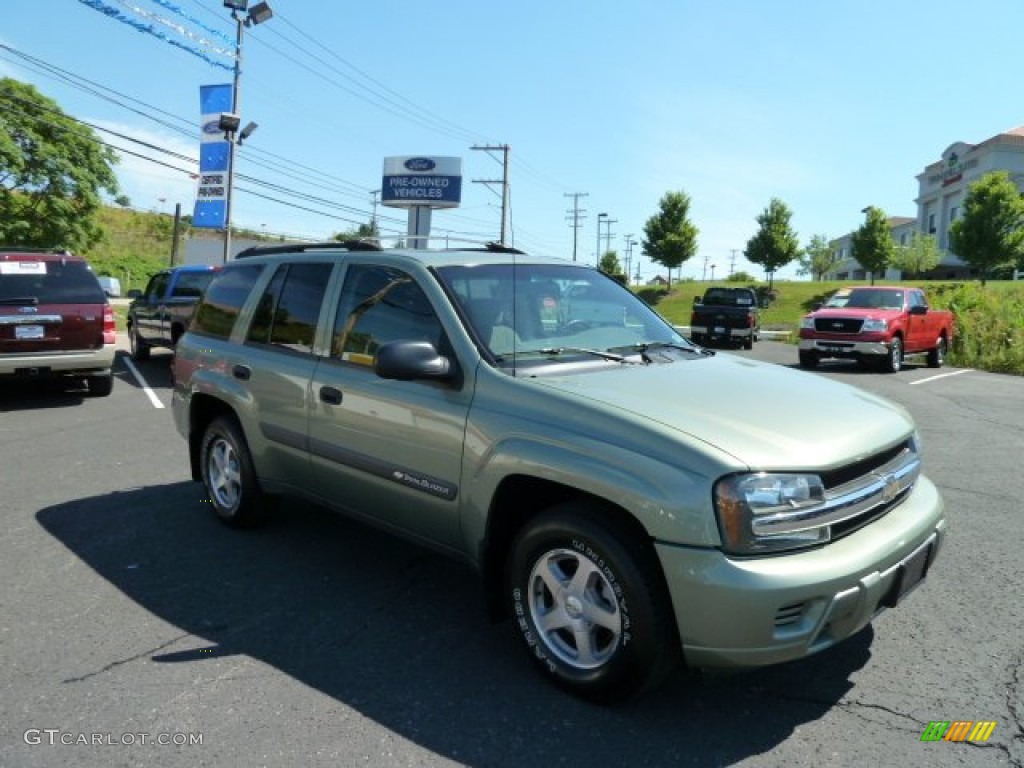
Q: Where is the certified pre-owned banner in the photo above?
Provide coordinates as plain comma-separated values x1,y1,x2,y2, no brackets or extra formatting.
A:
193,84,233,229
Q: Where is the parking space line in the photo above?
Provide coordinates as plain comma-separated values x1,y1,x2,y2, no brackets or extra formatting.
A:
910,369,973,386
121,357,165,409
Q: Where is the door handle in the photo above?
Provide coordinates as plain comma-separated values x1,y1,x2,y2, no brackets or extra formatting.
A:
232,364,251,381
319,386,342,405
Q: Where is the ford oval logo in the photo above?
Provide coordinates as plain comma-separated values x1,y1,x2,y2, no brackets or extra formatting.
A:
202,120,222,135
404,157,435,172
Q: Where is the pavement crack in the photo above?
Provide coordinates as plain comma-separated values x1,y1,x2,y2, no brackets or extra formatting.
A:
62,632,190,683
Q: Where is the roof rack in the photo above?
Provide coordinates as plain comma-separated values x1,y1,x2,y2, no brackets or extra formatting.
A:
234,240,383,259
439,241,526,255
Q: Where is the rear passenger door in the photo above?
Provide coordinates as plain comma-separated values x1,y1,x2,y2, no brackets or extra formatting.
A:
237,261,335,493
307,263,471,550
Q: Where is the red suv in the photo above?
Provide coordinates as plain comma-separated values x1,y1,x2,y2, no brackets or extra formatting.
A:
0,249,117,396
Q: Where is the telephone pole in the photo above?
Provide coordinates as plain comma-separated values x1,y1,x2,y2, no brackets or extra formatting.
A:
471,144,510,244
564,192,588,261
729,249,738,276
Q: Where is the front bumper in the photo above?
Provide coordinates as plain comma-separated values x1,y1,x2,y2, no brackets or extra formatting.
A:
799,338,889,357
656,475,946,668
0,345,116,377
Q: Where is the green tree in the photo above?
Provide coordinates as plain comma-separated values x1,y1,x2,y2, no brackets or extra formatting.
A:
726,270,756,282
797,233,840,281
949,170,1024,285
333,220,380,241
892,232,940,278
598,250,622,277
642,190,698,291
0,78,119,250
852,206,896,285
743,198,801,290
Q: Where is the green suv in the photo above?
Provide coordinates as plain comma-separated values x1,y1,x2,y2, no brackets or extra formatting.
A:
171,242,947,702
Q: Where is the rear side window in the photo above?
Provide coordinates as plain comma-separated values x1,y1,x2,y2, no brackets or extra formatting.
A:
192,264,264,339
246,262,332,354
0,259,105,304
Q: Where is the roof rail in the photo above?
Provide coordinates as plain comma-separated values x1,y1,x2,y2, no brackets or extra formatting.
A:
0,246,72,254
234,240,383,259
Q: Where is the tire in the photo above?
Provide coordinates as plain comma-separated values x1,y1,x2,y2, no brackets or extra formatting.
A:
742,335,754,350
880,336,903,373
129,324,151,361
798,351,818,369
926,336,947,368
199,415,264,527
507,503,680,703
86,374,113,397
690,333,704,345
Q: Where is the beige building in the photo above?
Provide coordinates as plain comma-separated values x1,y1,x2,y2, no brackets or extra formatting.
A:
827,126,1024,280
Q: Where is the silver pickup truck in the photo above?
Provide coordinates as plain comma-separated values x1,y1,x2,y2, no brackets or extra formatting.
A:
171,243,947,703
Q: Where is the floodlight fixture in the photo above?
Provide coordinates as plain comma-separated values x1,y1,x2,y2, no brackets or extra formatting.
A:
247,2,273,24
218,112,241,133
238,121,258,144
223,0,247,10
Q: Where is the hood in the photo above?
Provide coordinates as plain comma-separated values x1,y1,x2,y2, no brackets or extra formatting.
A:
531,354,914,470
807,307,902,320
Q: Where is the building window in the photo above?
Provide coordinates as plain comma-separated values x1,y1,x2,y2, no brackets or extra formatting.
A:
928,213,937,234
950,205,959,221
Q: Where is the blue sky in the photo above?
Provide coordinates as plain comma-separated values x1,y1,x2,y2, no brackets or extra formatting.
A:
3,1,1024,281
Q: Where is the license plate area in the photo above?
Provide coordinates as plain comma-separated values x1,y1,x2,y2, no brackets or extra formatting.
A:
881,539,933,608
822,345,847,354
15,325,45,340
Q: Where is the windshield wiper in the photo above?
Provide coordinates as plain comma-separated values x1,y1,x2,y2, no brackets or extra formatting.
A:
0,296,39,306
505,346,640,364
634,341,715,361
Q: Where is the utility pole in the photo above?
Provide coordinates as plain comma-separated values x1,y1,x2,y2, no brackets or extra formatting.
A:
564,192,588,261
471,144,510,244
729,249,738,276
622,236,630,284
602,217,618,263
370,189,380,237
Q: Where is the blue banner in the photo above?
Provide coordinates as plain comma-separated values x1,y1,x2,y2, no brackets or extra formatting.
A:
193,84,233,229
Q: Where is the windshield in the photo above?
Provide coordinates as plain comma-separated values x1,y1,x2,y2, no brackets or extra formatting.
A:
844,289,904,310
436,262,692,367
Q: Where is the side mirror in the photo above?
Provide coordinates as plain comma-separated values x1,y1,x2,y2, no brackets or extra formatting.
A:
909,305,928,315
126,289,142,299
693,295,702,305
375,340,453,382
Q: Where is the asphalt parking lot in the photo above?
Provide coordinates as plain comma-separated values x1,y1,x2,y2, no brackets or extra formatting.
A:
1,339,1021,767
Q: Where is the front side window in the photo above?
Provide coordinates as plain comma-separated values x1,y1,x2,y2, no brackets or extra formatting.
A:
192,264,264,339
332,265,443,366
246,262,332,354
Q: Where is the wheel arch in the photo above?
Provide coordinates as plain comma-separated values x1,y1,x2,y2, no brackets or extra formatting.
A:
480,475,654,622
187,394,239,481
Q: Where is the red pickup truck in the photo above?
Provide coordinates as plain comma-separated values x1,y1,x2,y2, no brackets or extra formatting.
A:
798,286,954,373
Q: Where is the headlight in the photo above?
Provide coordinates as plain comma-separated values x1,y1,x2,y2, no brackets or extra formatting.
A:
800,317,815,329
715,473,829,555
861,318,888,332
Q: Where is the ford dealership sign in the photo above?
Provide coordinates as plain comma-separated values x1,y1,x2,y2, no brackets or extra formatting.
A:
382,156,462,209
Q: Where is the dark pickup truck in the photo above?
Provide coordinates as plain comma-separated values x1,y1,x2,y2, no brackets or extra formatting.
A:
127,265,218,360
689,287,760,349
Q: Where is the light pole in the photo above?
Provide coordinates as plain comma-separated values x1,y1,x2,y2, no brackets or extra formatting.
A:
624,235,635,283
710,263,717,282
221,0,273,263
596,212,607,265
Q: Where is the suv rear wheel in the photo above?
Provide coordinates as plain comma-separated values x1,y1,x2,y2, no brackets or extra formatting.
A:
507,502,680,703
200,415,264,527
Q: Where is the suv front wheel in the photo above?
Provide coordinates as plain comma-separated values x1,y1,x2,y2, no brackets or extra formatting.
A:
200,415,264,527
507,503,680,703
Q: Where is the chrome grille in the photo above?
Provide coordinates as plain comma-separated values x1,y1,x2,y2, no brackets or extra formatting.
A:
751,441,920,542
814,317,863,334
